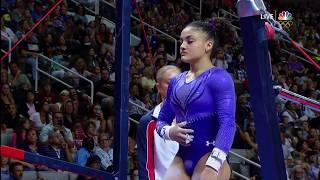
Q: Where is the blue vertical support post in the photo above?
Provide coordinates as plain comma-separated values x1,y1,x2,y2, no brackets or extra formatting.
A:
114,0,131,179
236,0,287,179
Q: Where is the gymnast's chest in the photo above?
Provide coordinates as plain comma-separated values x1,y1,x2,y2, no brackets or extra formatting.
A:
171,79,215,114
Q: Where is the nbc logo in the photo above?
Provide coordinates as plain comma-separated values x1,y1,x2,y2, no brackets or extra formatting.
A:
277,11,293,29
278,11,293,21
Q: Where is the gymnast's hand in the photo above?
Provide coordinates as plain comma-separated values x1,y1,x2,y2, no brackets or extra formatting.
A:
169,121,194,146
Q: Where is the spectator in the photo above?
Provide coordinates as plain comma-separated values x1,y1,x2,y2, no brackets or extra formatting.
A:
83,121,98,144
17,128,40,154
59,5,69,24
2,157,35,174
314,140,320,152
21,9,34,28
76,155,102,180
73,4,88,25
281,101,300,123
13,118,32,147
0,83,15,116
213,48,228,70
85,155,102,170
68,88,86,116
72,120,86,150
42,33,55,53
105,33,115,54
51,7,66,36
75,136,95,167
3,104,20,129
244,121,258,152
297,141,312,159
1,156,10,174
12,82,31,108
303,105,319,122
39,112,73,143
141,66,156,93
38,82,58,104
288,55,307,75
290,165,307,180
87,104,106,133
95,23,110,47
19,90,38,119
8,62,31,89
91,66,101,83
61,100,76,129
136,44,147,60
97,47,114,72
142,93,154,109
130,73,143,97
1,69,8,85
31,1,44,22
275,102,283,122
39,130,73,162
94,133,113,172
307,151,319,179
37,100,51,127
9,162,23,180
51,48,69,80
67,58,93,87
1,11,18,47
307,128,318,147
94,68,115,111
49,103,61,114
236,95,251,130
86,47,99,73
54,35,71,64
277,75,290,90
235,61,247,83
300,120,310,137
129,83,146,119
128,136,138,179
10,0,26,24
280,131,294,161
19,32,40,81
57,90,71,109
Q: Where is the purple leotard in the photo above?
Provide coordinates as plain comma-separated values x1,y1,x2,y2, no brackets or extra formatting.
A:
156,67,236,175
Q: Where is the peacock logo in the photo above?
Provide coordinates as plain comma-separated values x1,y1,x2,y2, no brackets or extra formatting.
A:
277,10,293,29
278,11,293,21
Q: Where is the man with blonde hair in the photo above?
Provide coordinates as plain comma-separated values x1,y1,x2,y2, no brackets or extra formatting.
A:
137,65,181,180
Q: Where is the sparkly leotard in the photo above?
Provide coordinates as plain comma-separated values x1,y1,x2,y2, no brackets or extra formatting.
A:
156,67,236,175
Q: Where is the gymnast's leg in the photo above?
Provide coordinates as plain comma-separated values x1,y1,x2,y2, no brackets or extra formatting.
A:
191,153,231,180
164,155,190,180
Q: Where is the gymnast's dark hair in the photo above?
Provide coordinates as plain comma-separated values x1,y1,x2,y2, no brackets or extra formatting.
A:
186,21,215,41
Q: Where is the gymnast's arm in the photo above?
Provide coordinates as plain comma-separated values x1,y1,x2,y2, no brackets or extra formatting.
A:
206,70,236,172
156,78,176,139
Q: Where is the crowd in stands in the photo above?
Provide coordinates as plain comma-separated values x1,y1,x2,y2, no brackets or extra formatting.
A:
1,0,319,179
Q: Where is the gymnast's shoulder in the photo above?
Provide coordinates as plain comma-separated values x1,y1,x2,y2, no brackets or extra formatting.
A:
207,67,235,89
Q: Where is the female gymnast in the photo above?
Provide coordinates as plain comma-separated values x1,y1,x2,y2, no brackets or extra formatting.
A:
156,21,236,180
